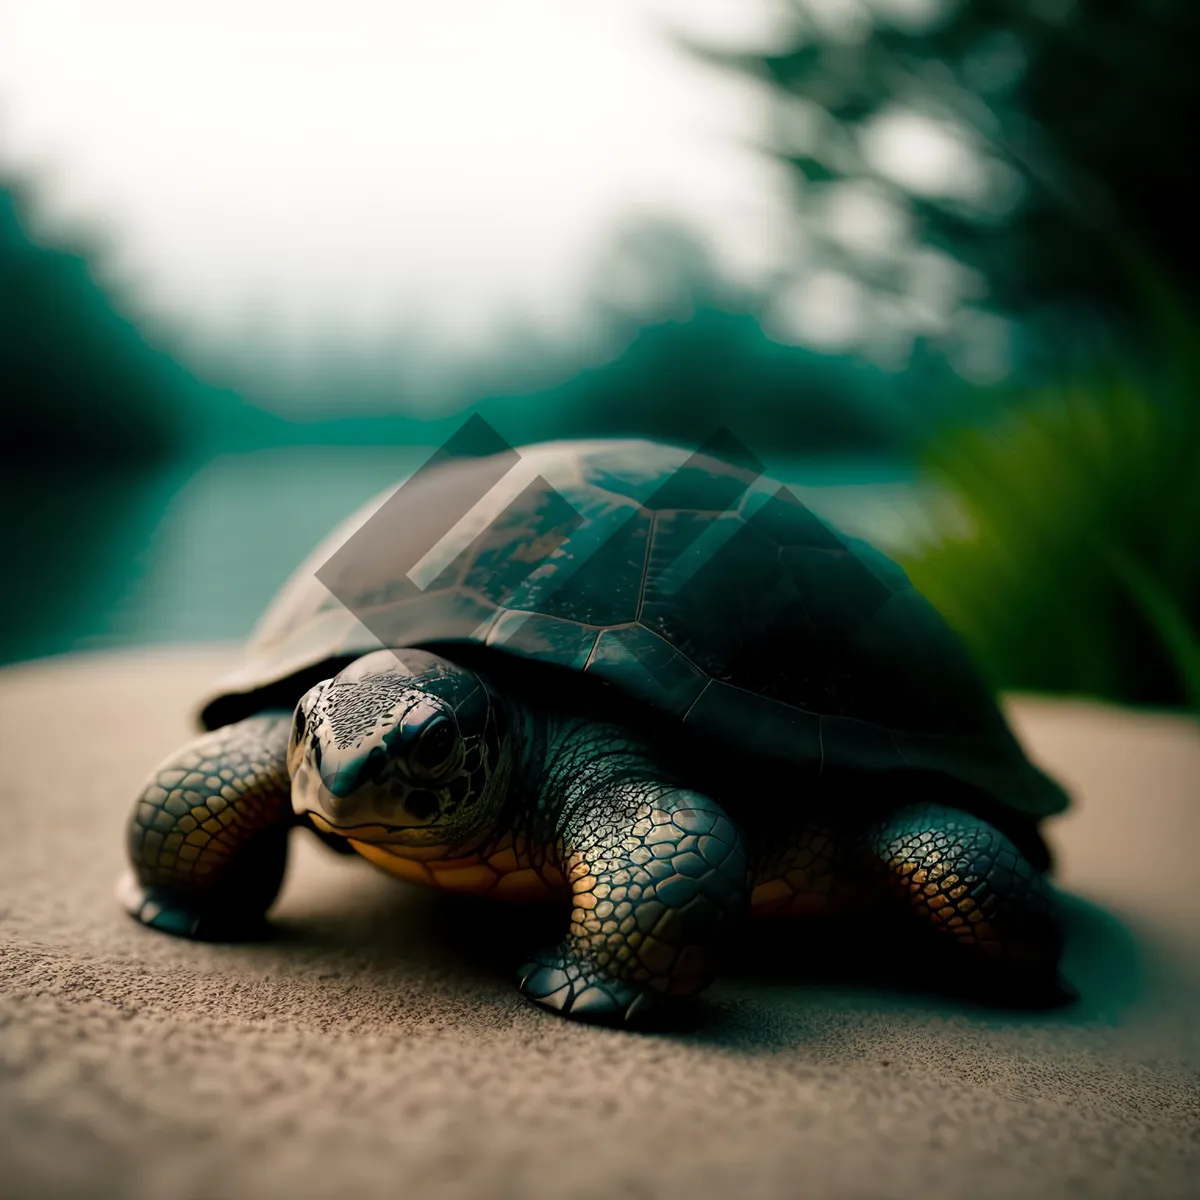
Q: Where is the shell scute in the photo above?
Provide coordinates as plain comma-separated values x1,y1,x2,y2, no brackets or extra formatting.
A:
200,438,1068,820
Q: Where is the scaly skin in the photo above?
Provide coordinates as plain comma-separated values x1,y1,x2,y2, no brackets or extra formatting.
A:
863,803,1061,973
118,713,293,938
120,678,1063,1023
513,716,750,1022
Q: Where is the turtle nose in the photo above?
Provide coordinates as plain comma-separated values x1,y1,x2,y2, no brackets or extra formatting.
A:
311,741,380,819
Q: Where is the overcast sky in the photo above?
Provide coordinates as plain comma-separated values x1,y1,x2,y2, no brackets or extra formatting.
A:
1,0,999,408
4,8,802,363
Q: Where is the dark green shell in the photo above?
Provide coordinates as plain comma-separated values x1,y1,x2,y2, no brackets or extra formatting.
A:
202,439,1067,819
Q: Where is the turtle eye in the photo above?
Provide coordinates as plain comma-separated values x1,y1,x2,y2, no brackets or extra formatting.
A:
409,714,459,777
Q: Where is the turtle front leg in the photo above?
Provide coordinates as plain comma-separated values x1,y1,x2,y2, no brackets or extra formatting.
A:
519,786,751,1025
117,713,295,940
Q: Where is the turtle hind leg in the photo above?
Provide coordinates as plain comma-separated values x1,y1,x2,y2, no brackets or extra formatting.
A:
859,802,1070,1006
118,712,294,940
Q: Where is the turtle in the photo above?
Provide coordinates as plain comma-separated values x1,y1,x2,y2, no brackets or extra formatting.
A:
118,434,1071,1025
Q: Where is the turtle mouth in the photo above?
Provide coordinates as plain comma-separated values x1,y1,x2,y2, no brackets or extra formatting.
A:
305,809,450,845
290,757,446,840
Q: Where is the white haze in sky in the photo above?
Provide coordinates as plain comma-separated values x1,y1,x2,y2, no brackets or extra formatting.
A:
0,5,799,384
0,0,1001,405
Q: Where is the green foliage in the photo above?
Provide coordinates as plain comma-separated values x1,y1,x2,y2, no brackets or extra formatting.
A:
901,289,1200,711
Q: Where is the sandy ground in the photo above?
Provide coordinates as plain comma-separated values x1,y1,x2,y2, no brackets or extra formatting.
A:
1,647,1197,1200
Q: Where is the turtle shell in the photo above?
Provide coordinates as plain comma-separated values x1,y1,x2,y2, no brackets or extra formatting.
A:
199,438,1067,820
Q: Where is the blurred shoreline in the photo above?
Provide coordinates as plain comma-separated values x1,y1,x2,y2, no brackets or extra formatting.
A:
3,446,932,668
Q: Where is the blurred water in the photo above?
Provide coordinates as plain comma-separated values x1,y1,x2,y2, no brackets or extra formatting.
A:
3,447,940,667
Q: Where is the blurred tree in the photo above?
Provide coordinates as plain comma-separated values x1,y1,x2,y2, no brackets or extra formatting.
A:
1,182,182,459
491,305,902,455
682,0,1200,376
0,180,283,462
482,217,908,456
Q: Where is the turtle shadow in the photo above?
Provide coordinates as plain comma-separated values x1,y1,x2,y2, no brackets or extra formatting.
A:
674,889,1155,1050
273,876,1157,1047
272,875,568,988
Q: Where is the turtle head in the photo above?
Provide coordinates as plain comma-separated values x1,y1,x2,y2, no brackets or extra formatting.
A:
288,648,511,846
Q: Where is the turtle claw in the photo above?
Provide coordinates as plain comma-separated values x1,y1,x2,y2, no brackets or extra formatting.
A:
518,953,665,1026
115,872,261,942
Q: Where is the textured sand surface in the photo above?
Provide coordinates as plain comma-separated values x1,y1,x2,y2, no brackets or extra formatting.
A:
1,648,1197,1200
